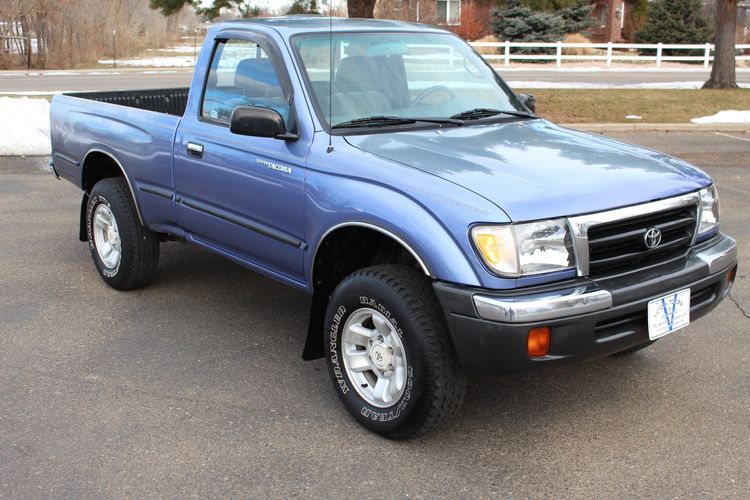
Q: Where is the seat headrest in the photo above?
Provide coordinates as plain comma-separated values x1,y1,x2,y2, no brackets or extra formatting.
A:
335,56,378,88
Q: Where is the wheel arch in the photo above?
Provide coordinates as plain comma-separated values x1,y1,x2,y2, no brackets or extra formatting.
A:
302,222,434,361
313,222,432,281
81,148,144,229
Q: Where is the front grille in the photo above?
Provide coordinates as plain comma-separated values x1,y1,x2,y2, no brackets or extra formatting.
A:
587,206,697,279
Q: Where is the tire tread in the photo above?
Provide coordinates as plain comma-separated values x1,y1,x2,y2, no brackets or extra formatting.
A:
332,264,466,439
89,178,159,290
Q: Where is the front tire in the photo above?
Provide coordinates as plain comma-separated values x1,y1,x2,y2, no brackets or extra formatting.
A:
324,265,466,439
86,178,159,290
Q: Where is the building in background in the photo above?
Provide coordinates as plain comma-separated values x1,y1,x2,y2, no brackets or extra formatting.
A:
375,1,464,27
740,0,750,44
589,0,629,43
375,0,633,43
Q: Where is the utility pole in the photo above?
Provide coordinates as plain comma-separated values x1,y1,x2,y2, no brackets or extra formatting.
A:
113,30,117,69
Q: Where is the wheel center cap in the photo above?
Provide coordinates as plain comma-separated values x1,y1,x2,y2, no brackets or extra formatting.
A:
369,344,392,370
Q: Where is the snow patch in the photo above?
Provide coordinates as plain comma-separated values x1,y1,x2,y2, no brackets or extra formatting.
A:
494,65,750,73
691,110,750,124
98,56,195,67
148,45,197,53
0,97,51,156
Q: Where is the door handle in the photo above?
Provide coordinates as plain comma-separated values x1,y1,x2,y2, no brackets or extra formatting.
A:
187,142,204,159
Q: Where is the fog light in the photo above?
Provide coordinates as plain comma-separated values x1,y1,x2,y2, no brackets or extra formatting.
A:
528,327,551,357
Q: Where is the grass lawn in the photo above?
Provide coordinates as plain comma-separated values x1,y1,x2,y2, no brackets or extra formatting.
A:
515,88,750,123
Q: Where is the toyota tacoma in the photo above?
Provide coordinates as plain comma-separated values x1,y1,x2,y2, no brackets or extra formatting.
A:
49,17,738,439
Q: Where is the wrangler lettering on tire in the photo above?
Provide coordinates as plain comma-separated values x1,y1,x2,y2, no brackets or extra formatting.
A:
324,264,466,439
87,178,159,290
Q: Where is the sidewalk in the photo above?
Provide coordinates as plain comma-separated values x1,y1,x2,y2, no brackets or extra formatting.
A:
563,123,750,132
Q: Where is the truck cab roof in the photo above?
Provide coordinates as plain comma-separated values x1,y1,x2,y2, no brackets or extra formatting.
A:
216,16,448,37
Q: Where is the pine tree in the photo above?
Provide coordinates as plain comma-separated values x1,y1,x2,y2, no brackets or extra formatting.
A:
523,0,578,10
491,0,567,54
559,0,595,34
148,0,191,17
287,0,320,15
491,0,593,52
635,0,713,56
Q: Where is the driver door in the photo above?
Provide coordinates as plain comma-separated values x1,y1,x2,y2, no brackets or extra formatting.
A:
173,37,308,283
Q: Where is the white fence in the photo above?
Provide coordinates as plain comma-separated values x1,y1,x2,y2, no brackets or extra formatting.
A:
469,41,750,68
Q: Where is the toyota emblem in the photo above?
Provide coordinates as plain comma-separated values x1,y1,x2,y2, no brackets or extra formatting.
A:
644,227,662,249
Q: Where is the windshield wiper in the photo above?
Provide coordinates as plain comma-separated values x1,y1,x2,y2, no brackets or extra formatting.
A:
332,115,463,130
450,108,536,121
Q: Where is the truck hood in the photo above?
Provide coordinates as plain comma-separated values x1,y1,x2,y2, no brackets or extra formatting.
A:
345,120,711,221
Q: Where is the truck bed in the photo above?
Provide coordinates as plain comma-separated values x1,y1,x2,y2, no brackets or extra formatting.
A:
65,88,190,116
50,88,186,230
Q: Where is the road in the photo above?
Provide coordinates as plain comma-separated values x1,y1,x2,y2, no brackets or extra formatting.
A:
1,68,749,93
1,131,749,497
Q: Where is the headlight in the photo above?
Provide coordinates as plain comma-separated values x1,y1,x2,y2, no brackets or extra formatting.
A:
472,219,576,277
698,185,720,234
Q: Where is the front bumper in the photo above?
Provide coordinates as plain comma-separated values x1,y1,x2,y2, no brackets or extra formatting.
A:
434,234,738,373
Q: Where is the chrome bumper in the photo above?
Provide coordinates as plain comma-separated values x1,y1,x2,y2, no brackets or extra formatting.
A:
696,235,737,273
473,235,737,324
474,284,613,323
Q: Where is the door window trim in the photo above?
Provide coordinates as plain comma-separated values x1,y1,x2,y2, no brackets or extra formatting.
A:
198,29,298,133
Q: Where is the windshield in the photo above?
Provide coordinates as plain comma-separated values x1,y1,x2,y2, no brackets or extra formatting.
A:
292,32,526,129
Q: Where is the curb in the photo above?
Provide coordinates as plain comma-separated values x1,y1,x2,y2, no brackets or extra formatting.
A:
562,123,750,132
0,68,193,76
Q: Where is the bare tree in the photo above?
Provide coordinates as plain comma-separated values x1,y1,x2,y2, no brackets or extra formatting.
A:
0,0,197,70
704,0,739,88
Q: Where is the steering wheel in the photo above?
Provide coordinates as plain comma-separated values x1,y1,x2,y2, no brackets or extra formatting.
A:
412,85,456,107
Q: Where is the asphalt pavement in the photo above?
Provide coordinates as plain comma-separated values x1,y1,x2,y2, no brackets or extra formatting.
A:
2,68,749,93
1,131,749,497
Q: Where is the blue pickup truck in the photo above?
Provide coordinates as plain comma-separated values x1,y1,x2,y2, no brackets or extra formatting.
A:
49,17,737,439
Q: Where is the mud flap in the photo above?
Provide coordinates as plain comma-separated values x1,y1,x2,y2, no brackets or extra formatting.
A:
79,193,89,242
302,289,327,360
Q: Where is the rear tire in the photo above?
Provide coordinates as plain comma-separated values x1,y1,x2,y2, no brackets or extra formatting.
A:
86,178,159,290
324,264,466,439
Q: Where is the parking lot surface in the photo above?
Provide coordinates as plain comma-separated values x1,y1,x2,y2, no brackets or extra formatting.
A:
1,131,748,497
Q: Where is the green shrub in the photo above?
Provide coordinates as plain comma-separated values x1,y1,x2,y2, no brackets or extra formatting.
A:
491,0,594,56
635,0,713,56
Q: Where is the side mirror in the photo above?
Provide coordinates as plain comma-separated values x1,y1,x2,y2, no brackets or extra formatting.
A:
519,93,536,114
230,106,297,140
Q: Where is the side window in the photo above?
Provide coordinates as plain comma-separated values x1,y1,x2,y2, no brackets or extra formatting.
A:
201,39,289,125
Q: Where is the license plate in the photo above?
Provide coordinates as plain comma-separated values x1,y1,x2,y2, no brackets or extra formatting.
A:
647,289,691,340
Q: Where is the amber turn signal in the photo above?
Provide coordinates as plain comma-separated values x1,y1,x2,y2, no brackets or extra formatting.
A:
528,327,551,357
723,265,738,297
727,265,737,286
